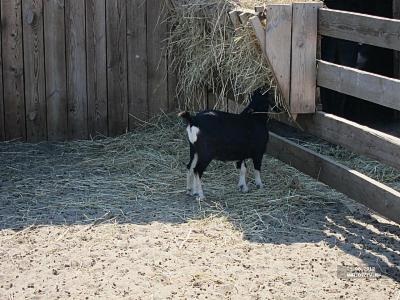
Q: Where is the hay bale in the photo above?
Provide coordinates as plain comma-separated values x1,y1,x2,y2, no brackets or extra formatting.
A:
165,0,317,111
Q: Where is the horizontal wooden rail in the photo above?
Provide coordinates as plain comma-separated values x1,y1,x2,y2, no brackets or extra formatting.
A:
268,132,400,224
272,111,400,170
318,8,400,51
317,60,400,112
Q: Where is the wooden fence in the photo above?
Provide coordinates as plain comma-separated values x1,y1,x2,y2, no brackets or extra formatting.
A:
0,0,176,142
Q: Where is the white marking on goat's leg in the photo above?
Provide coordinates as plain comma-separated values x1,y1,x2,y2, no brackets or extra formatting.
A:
255,170,263,189
238,161,249,193
194,174,205,200
187,154,198,195
186,126,200,144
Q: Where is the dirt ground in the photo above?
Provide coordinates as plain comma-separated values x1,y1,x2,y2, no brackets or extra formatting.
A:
1,117,399,299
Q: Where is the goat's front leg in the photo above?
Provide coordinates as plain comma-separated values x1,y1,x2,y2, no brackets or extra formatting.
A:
186,151,198,195
253,156,263,189
193,156,212,200
237,160,249,193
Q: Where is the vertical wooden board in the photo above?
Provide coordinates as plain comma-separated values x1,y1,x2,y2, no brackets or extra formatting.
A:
65,0,87,139
44,0,67,141
0,4,4,141
86,0,107,137
394,0,400,79
127,0,148,129
264,4,292,106
1,0,26,141
147,0,168,117
106,0,128,135
290,2,322,114
207,91,217,110
22,0,47,142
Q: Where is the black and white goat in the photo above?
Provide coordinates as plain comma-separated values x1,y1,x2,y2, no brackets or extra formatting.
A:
179,90,273,200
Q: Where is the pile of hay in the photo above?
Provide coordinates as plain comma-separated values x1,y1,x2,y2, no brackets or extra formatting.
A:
165,0,316,110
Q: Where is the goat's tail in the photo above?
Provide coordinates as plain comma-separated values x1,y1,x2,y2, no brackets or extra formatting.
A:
178,111,193,125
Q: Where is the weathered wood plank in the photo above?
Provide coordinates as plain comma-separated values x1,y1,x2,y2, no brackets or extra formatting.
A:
0,4,4,141
127,0,148,129
319,8,400,51
290,2,321,114
267,132,400,224
273,111,400,170
107,0,128,135
249,16,265,55
86,0,107,137
1,0,26,140
317,60,400,111
264,4,292,106
66,0,87,139
22,0,46,142
44,0,67,141
394,0,400,78
147,0,168,117
207,92,217,110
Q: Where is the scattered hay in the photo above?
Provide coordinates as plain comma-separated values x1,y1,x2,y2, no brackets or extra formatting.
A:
0,115,398,242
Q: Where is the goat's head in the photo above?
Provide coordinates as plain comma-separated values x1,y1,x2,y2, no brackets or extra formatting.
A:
241,89,275,114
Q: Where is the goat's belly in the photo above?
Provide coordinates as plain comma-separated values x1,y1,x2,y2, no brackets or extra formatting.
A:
213,147,251,162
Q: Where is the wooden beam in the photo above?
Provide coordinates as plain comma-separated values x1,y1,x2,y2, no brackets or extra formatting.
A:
290,2,322,114
228,11,241,29
319,8,400,51
273,111,400,170
264,4,292,106
267,132,400,224
394,0,400,78
317,60,400,112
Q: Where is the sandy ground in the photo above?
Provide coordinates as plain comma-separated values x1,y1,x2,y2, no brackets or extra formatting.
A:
1,215,399,300
1,118,399,299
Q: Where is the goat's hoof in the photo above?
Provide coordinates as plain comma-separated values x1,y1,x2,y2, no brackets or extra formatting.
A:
196,195,205,201
256,183,263,189
186,189,193,195
238,184,249,193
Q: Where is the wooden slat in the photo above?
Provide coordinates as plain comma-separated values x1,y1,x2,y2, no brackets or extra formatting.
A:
290,2,321,114
106,0,128,136
0,3,4,141
317,60,400,112
207,92,217,110
127,0,148,129
394,0,400,78
65,0,87,139
44,0,67,141
22,0,46,142
86,0,107,137
273,111,400,170
1,0,26,141
267,132,400,224
319,8,400,51
147,0,168,117
264,4,292,106
249,16,265,55
228,11,240,29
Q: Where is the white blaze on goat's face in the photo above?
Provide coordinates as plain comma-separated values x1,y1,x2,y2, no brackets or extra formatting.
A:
186,126,200,144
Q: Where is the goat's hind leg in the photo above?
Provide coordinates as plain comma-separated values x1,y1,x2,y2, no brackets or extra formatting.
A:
236,160,249,193
252,155,264,189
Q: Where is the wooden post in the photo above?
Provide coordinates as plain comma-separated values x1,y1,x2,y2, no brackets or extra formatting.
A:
0,3,4,141
290,2,322,114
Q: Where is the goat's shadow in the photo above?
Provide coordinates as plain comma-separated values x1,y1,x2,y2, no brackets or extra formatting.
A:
1,124,399,283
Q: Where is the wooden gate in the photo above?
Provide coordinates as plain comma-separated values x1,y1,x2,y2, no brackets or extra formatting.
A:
231,2,400,223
